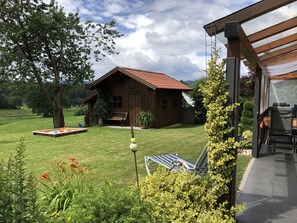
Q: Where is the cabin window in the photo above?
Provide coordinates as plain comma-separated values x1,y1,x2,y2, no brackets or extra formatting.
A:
173,98,178,109
162,99,168,111
113,96,122,108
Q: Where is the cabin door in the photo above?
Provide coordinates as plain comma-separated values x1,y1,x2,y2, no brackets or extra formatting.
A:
129,95,143,126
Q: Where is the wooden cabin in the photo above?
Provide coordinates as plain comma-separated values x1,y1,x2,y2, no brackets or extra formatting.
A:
81,66,192,128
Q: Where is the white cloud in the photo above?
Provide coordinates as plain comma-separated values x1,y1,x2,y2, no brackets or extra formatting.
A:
115,14,154,29
45,0,82,13
52,0,295,81
101,0,127,17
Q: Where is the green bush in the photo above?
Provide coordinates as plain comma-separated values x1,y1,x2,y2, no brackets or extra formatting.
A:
242,109,253,118
202,50,243,222
47,183,153,223
93,98,109,119
190,78,207,124
201,50,240,210
239,130,253,150
0,138,42,223
243,101,253,110
74,106,86,116
141,167,242,223
136,111,154,128
241,100,254,131
240,116,253,126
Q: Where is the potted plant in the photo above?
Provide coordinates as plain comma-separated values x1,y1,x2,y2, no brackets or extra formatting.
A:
136,111,154,128
93,98,109,126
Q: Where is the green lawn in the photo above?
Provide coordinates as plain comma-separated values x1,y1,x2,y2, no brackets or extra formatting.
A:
0,108,251,187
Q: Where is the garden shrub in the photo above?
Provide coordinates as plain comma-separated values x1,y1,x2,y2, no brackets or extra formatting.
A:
141,167,240,223
46,183,153,223
240,100,254,131
74,106,86,116
189,78,207,124
39,156,152,222
239,130,253,151
0,138,42,223
136,111,154,128
242,108,253,117
201,50,242,216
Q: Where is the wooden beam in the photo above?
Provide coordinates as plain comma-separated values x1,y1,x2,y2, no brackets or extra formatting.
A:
255,33,297,54
204,0,296,36
270,71,297,80
267,56,297,67
259,43,297,60
262,51,297,65
225,22,269,75
248,16,297,43
225,23,269,76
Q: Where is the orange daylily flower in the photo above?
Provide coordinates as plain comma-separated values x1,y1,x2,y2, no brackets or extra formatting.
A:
70,163,78,169
41,172,50,180
68,157,77,164
54,161,65,171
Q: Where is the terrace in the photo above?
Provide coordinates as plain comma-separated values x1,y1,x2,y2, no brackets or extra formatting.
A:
204,0,297,221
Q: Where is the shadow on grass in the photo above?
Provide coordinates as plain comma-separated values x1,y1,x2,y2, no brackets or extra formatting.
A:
163,124,204,129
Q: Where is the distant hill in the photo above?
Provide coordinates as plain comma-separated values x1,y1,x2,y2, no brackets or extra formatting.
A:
183,80,195,88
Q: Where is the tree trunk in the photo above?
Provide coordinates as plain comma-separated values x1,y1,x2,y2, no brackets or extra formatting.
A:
52,85,65,128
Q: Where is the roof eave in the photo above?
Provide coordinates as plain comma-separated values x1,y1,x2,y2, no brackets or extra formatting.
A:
88,66,121,90
80,92,97,104
155,87,192,91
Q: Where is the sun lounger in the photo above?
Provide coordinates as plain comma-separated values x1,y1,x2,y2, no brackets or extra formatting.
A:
144,145,208,175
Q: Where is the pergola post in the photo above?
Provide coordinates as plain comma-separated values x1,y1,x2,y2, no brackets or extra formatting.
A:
225,22,241,208
252,69,262,157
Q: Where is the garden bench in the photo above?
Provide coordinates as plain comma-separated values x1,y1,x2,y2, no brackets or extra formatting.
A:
106,112,128,126
144,145,208,175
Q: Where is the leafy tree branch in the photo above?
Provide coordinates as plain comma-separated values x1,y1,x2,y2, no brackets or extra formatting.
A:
0,0,122,127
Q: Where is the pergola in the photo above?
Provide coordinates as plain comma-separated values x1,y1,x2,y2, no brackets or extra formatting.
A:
204,0,297,207
204,0,297,158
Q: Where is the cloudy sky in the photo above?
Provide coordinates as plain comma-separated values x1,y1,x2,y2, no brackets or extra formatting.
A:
50,0,293,81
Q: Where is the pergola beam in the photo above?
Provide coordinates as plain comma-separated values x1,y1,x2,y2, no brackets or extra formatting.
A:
255,33,297,54
204,0,296,36
248,16,297,43
224,22,270,76
259,43,297,60
225,22,268,75
270,71,297,80
262,50,297,65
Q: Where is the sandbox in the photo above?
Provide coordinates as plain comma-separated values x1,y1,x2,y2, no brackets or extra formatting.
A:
32,128,87,138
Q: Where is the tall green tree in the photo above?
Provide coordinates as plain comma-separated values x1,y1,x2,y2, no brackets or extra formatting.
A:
0,0,122,127
25,82,70,117
189,78,207,124
240,71,255,99
0,81,23,109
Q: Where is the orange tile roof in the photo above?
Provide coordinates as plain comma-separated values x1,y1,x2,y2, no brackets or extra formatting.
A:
88,66,192,91
120,67,192,90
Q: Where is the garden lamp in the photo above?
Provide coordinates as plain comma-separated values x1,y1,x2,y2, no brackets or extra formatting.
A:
130,126,139,188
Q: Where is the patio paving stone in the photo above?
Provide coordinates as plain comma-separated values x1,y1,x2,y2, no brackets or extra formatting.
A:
236,144,297,222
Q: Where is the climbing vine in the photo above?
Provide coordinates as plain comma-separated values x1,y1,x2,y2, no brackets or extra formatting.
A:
201,50,239,207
